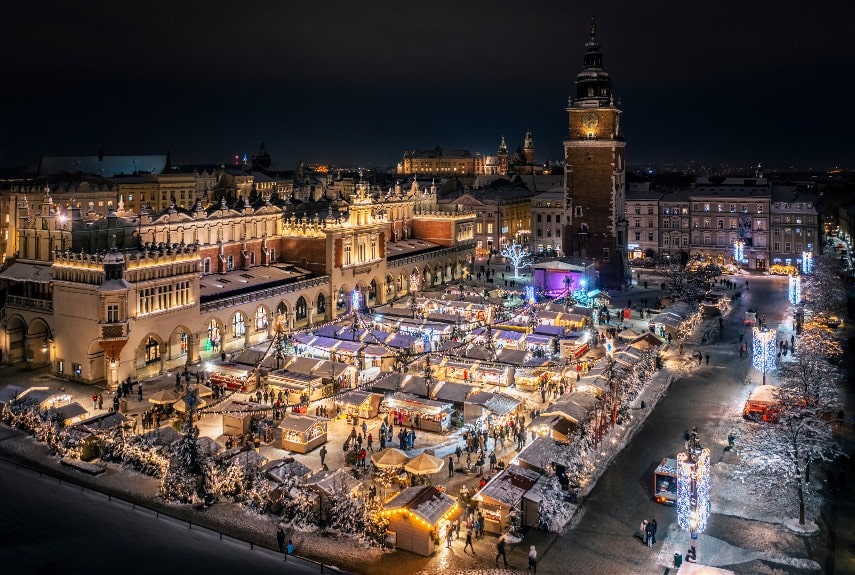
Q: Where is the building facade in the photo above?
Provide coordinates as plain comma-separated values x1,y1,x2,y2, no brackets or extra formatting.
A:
0,180,474,387
530,190,565,257
625,186,662,261
562,22,630,287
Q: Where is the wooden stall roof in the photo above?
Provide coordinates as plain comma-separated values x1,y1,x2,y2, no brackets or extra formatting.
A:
541,392,597,424
263,458,312,482
279,413,325,434
268,370,322,389
305,468,360,496
433,381,479,404
531,413,575,438
55,402,88,421
383,485,458,526
629,332,665,350
466,392,521,417
75,411,128,431
495,348,531,365
338,390,383,409
386,393,451,413
475,464,542,507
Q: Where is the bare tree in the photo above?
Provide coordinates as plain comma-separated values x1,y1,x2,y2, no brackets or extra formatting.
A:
735,331,843,525
500,241,533,278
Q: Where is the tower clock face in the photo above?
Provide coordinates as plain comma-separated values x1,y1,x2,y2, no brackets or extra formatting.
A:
581,112,599,130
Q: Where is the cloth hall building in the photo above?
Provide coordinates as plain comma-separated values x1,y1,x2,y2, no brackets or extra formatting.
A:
0,177,475,388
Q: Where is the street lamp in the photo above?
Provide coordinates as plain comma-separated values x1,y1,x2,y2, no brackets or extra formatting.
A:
677,436,710,564
752,327,777,386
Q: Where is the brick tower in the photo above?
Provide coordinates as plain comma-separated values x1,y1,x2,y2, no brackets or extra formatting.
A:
563,19,630,288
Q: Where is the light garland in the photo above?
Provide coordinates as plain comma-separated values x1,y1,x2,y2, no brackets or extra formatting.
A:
677,447,711,534
801,251,812,274
525,285,536,305
752,327,777,374
351,288,361,312
733,239,744,265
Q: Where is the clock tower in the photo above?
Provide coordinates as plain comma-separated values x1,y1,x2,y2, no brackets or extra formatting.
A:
563,20,630,288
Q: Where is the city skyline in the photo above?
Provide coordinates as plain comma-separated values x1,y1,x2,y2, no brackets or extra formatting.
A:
2,1,854,170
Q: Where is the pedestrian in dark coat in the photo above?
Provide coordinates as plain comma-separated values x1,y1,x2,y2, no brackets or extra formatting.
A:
276,525,286,553
645,521,654,547
650,518,658,544
464,529,476,554
495,535,509,566
448,456,455,477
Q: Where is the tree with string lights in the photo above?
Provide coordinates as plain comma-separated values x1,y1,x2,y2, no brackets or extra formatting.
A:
501,241,532,279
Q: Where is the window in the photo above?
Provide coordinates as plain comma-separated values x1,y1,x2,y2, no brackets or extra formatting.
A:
703,219,710,229
683,237,689,247
371,239,377,259
536,229,542,237
270,249,275,262
227,255,234,270
344,245,352,265
555,228,560,237
207,320,220,350
663,220,670,229
784,242,791,252
664,236,671,246
574,206,583,217
730,204,736,212
635,232,641,241
72,362,82,377
295,297,307,321
232,313,246,337
556,215,561,224
602,248,610,261
634,207,640,215
317,293,325,314
255,307,268,330
106,304,119,323
648,220,654,228
717,219,723,229
774,242,781,251
634,219,641,228
477,223,482,233
647,207,653,215
487,223,493,234
144,336,160,364
536,214,542,223
546,215,551,223
249,251,255,265
203,257,210,274
648,232,654,242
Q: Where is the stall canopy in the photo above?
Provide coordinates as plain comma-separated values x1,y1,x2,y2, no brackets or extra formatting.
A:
474,464,541,508
305,468,360,496
404,453,445,475
466,391,521,418
371,448,409,469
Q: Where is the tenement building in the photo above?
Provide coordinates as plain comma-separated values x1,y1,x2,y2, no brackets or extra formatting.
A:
0,178,474,387
562,21,630,287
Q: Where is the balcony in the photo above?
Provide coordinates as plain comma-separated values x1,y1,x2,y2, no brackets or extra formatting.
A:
100,322,129,340
6,295,53,312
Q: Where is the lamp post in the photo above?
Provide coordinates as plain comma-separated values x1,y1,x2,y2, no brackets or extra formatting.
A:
752,327,777,386
677,433,711,564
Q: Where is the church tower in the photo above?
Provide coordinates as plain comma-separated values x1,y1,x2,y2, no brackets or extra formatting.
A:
523,129,535,167
563,19,629,287
497,135,509,176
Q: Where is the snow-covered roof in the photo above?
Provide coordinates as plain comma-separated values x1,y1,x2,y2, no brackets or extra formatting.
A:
384,485,458,526
305,468,360,496
475,464,542,507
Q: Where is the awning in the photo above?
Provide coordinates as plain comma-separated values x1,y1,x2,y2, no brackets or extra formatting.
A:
0,263,54,283
362,344,390,357
333,341,364,354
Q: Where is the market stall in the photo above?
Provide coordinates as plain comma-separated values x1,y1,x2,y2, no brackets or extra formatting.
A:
382,485,462,557
463,391,522,427
384,393,452,433
336,390,383,420
209,364,254,392
559,331,590,360
473,464,543,534
276,413,328,453
266,370,325,404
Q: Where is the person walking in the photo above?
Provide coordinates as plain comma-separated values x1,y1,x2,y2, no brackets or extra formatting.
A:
276,525,286,553
319,444,327,467
446,523,454,548
645,520,654,547
650,518,658,545
705,353,710,365
495,535,509,566
640,519,649,544
137,383,143,402
448,456,455,478
464,528,476,554
367,432,374,452
528,545,538,573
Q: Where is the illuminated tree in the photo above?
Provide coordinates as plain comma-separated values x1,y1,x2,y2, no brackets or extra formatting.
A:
801,251,846,322
501,241,532,278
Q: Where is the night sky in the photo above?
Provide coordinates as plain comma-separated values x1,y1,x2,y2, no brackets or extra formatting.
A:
2,1,854,170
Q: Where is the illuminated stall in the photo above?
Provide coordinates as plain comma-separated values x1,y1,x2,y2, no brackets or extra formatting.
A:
209,364,254,392
559,331,590,360
472,464,543,534
382,485,462,557
384,393,452,433
335,390,383,420
266,370,325,404
276,413,328,453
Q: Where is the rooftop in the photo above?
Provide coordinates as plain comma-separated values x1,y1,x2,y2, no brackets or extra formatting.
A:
198,264,313,302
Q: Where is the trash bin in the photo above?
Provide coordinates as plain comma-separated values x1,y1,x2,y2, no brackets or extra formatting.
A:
674,552,682,568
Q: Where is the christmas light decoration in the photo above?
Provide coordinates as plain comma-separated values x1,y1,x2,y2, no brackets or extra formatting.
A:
351,288,361,312
677,447,711,534
733,239,744,266
788,274,801,306
525,285,536,305
752,327,777,385
801,251,812,274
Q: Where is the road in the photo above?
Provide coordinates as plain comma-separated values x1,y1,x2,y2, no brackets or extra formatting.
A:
539,275,824,575
0,459,316,575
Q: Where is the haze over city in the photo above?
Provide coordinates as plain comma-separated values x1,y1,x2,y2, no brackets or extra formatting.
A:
3,1,854,170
